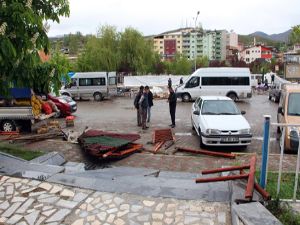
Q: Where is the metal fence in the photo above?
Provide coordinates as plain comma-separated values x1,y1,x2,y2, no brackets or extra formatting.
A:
260,115,300,201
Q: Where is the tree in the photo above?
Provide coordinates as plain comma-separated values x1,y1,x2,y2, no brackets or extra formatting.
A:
0,0,70,94
168,54,192,75
196,56,209,68
119,27,156,75
76,25,120,72
289,25,300,45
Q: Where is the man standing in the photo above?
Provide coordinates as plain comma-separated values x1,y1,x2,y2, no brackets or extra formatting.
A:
145,86,153,123
139,87,149,130
168,86,177,128
134,86,144,126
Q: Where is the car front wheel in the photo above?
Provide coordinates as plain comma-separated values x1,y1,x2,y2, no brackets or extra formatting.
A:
199,129,205,148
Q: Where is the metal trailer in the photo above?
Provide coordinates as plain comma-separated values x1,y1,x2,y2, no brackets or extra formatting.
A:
0,106,56,132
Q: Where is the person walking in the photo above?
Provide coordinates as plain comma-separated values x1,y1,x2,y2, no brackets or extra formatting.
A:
168,77,172,88
168,86,177,128
134,86,144,126
180,77,184,85
139,87,149,130
145,86,153,123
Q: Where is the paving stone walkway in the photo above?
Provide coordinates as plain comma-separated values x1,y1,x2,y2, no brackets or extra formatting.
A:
0,176,231,225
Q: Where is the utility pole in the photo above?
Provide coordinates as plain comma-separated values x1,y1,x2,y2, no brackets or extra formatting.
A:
194,11,200,72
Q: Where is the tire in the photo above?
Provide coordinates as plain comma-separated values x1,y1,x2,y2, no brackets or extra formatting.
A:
199,129,205,148
199,134,205,148
61,92,70,97
1,120,16,132
277,126,281,134
227,93,237,101
94,92,102,101
268,95,272,100
54,111,61,118
182,93,191,102
191,117,195,130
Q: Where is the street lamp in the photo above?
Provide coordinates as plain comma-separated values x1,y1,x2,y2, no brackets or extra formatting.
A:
194,11,200,71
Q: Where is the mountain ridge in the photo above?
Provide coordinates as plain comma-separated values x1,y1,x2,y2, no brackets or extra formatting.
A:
248,29,291,42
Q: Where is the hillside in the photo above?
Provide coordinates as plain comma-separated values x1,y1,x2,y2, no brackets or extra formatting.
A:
249,29,291,42
238,34,281,47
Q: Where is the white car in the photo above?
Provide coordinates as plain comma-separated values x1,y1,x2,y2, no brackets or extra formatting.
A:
191,96,252,147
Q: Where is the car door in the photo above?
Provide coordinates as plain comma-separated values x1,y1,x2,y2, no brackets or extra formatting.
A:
185,76,200,99
192,98,202,132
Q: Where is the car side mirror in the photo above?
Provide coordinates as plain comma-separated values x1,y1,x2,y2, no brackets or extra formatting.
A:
193,110,200,115
278,107,284,115
241,111,246,115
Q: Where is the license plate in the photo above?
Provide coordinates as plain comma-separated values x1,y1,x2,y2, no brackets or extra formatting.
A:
221,137,239,142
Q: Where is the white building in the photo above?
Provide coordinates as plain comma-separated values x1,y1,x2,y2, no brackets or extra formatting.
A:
226,31,238,49
240,45,273,64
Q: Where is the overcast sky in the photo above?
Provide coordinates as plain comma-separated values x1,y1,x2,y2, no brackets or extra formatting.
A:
48,0,300,37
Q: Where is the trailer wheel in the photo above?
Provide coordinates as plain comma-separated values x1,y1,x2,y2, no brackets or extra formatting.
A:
1,120,16,132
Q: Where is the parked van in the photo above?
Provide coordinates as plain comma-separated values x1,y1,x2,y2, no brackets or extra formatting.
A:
175,68,252,102
277,84,300,152
60,72,117,101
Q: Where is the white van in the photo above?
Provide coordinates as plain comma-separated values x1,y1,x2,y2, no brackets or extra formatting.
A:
60,72,117,101
175,67,252,102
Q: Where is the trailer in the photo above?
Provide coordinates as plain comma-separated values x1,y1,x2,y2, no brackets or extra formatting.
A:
0,88,56,132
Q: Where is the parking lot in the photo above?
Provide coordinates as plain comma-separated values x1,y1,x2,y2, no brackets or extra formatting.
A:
17,91,300,173
71,91,279,153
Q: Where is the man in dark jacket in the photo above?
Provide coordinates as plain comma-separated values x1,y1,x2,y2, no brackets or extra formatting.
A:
145,86,153,123
134,86,144,126
168,86,177,128
139,87,149,130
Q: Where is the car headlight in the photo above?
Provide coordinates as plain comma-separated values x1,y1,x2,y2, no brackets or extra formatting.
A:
59,99,67,104
206,129,221,135
240,129,251,134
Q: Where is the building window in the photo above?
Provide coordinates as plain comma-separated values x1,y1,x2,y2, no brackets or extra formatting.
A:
246,50,250,54
160,46,163,49
160,41,163,44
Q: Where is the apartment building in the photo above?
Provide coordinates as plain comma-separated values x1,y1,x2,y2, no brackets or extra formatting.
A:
226,31,239,60
152,28,226,61
240,45,273,64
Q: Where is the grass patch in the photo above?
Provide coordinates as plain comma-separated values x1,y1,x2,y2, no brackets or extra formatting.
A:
0,143,44,160
256,172,300,200
267,198,300,225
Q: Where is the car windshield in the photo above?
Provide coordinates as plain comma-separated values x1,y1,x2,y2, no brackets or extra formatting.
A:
201,100,240,115
288,93,300,116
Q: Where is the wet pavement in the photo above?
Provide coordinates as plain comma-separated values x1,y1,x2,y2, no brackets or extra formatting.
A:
1,94,296,172
1,92,298,173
